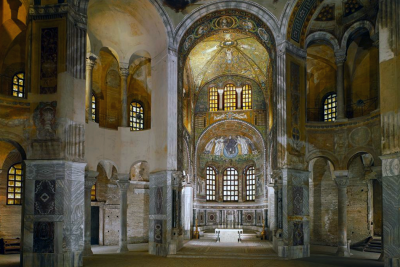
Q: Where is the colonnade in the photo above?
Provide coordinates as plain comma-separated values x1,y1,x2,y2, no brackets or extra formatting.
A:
83,172,131,254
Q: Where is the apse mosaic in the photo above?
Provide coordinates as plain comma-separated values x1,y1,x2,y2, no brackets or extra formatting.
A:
203,135,258,158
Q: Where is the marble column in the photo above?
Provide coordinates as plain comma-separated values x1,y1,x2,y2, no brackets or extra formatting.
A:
149,171,183,256
334,170,350,257
85,55,97,123
119,64,129,127
335,51,347,121
83,171,98,256
278,169,310,259
380,154,400,267
23,161,86,267
217,89,224,110
372,166,384,262
182,185,193,240
117,174,130,253
236,87,242,109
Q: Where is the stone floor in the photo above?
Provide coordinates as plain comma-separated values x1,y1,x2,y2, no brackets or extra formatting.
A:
0,240,383,267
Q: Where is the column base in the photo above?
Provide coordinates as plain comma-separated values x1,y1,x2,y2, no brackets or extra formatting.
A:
335,118,349,122
82,244,93,256
117,244,129,253
385,258,400,267
335,246,351,257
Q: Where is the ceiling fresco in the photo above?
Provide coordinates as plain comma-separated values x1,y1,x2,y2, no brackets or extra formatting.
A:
187,32,270,89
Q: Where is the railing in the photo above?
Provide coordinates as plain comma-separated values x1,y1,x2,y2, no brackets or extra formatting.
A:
307,96,378,122
346,97,378,119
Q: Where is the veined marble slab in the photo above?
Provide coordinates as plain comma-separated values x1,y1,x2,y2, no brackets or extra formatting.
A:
215,229,243,243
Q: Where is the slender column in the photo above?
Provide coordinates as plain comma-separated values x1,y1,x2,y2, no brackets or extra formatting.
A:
117,174,130,253
83,171,98,256
217,89,224,110
119,64,129,127
334,171,350,257
236,87,242,109
372,166,384,261
335,51,347,121
85,56,97,123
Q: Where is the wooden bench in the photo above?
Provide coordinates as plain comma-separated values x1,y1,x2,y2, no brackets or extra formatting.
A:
0,238,21,254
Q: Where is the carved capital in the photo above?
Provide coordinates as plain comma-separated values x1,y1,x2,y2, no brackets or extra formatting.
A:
335,50,347,65
117,180,130,192
119,67,129,78
85,171,98,188
334,176,349,188
86,55,97,69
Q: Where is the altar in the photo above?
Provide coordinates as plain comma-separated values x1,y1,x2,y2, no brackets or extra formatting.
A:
215,229,243,243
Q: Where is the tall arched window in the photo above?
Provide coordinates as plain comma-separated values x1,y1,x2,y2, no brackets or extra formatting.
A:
12,72,25,98
245,166,256,201
209,86,218,112
91,183,96,201
206,166,216,201
7,163,23,205
223,167,238,202
242,84,252,110
223,84,236,111
91,93,97,122
323,93,337,122
130,101,144,131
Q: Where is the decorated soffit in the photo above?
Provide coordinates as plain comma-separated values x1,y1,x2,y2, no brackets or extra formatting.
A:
188,31,270,89
179,9,275,67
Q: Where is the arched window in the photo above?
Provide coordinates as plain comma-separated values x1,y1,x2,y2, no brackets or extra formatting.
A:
209,86,218,112
223,84,236,111
130,101,144,131
7,163,23,205
223,167,238,202
206,166,216,201
12,72,25,98
91,183,96,201
242,84,252,110
91,93,97,122
245,166,256,201
323,93,337,122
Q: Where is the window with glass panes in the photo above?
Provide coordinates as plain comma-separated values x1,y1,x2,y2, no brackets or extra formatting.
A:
242,84,252,110
130,101,144,131
223,84,236,111
7,163,23,205
223,167,238,202
12,73,25,98
91,94,96,121
206,167,216,201
209,87,218,111
91,183,96,201
324,93,337,122
245,166,256,201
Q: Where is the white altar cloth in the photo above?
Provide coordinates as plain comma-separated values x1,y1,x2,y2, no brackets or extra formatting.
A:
215,229,243,243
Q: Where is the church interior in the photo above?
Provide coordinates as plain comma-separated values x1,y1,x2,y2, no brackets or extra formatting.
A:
0,0,399,266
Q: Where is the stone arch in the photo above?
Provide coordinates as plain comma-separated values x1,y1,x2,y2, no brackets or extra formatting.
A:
305,31,340,52
194,119,267,199
129,161,149,181
0,131,27,160
343,147,380,170
340,20,375,50
97,160,119,180
306,150,339,171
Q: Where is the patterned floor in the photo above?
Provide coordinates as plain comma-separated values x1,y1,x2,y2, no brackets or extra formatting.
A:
174,235,277,259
